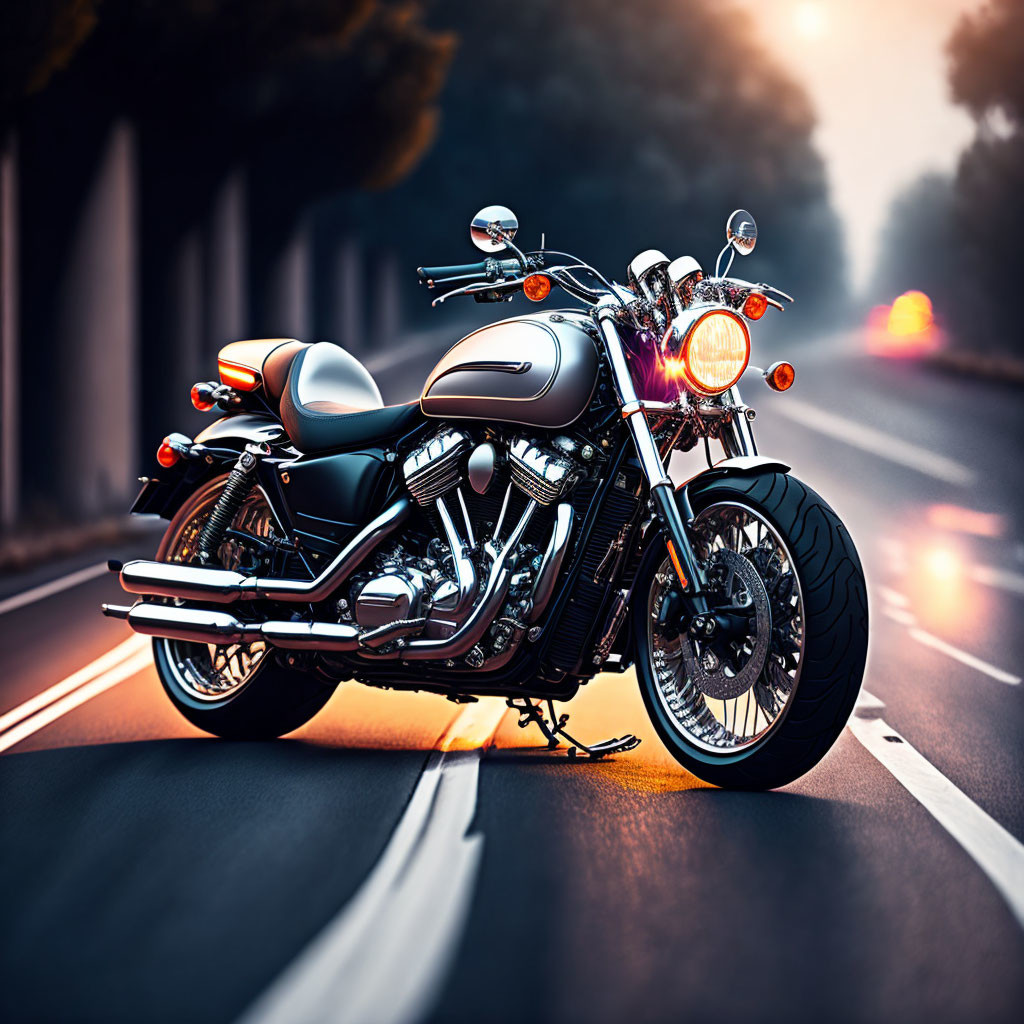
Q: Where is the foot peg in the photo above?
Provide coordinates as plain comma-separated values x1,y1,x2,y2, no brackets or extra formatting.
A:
507,698,640,760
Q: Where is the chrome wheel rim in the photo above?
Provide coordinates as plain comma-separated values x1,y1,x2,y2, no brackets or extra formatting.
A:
647,500,805,754
158,483,275,703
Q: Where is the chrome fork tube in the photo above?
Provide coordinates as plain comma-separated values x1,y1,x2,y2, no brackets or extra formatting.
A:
595,301,706,598
719,385,759,458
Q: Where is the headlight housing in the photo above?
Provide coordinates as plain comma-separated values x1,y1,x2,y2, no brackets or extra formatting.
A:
665,307,750,396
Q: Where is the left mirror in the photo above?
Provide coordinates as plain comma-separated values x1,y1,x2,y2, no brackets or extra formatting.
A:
470,205,519,252
726,209,757,256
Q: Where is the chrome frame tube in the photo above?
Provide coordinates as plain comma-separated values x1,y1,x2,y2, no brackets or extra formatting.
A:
117,497,412,604
528,503,574,622
436,495,478,618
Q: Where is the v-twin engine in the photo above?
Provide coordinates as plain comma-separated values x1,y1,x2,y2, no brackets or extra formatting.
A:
344,427,578,666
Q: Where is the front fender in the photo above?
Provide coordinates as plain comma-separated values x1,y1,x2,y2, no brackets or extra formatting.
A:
678,455,790,503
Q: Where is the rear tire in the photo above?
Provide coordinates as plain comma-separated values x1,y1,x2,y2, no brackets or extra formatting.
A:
151,476,334,740
633,471,868,789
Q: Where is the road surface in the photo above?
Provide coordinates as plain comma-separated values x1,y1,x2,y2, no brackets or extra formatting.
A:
1,326,1022,1023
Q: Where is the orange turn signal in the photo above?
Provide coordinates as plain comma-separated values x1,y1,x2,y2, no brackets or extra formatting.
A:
523,274,552,302
156,438,181,468
743,292,768,320
191,383,216,411
764,360,796,392
218,359,260,391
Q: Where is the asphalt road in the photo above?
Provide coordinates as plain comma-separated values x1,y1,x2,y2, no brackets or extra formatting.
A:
1,323,1022,1023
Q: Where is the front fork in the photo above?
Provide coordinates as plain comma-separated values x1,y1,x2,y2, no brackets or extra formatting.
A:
595,305,755,613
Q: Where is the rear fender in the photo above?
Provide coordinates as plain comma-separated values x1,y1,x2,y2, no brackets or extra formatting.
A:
131,414,290,522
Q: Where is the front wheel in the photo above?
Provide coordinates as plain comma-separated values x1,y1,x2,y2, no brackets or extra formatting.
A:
633,472,868,789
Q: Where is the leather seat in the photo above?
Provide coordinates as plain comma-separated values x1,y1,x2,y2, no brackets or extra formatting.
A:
280,342,425,453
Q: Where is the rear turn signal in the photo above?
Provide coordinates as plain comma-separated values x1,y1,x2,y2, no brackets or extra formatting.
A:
743,292,768,320
523,274,552,302
764,360,796,392
218,359,260,391
191,382,216,411
156,438,181,468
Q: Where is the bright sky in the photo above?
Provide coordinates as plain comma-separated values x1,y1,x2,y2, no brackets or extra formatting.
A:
735,0,984,292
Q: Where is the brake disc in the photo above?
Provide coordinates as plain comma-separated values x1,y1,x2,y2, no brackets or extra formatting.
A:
681,549,772,701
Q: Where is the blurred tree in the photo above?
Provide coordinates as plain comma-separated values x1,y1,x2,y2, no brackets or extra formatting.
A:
872,0,1024,357
355,0,846,328
0,0,98,127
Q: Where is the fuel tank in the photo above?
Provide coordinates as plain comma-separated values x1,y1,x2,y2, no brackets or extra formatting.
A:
420,313,599,428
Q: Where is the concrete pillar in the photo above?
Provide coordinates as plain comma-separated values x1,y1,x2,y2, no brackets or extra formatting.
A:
1,131,18,531
266,216,311,339
55,121,137,518
172,226,204,399
370,251,401,361
335,236,364,352
206,168,247,353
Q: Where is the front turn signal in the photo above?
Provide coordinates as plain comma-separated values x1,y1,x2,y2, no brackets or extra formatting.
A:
764,360,796,392
743,292,768,320
523,274,552,302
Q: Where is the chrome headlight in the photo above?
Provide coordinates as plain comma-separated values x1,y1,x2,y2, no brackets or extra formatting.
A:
663,306,750,396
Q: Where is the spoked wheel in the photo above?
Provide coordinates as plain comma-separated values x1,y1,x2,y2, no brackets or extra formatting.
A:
152,475,335,740
633,472,868,789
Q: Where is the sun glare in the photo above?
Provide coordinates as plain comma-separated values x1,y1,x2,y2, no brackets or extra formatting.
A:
793,2,826,40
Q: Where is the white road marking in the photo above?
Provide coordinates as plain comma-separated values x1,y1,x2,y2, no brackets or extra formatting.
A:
908,627,1020,686
971,564,1024,598
851,692,1024,928
239,698,509,1024
0,646,152,753
877,586,909,608
0,562,109,617
0,633,148,735
883,607,916,626
773,398,975,486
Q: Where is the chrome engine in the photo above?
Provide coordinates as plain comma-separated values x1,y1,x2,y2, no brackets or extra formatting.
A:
343,427,579,665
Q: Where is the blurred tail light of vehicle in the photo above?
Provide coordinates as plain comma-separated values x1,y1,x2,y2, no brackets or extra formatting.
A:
868,290,939,357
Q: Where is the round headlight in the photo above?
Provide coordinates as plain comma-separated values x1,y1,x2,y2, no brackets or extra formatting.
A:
683,310,750,395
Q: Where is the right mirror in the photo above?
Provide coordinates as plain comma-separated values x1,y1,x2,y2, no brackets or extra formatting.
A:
470,205,519,253
726,209,758,256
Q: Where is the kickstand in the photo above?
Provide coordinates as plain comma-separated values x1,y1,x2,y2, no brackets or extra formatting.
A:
506,698,640,760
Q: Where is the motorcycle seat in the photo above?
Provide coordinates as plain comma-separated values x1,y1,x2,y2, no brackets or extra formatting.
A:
280,342,425,453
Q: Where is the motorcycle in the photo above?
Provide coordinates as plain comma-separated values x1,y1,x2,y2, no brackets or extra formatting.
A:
103,206,868,789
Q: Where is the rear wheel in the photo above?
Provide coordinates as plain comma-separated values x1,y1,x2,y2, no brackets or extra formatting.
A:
633,472,868,789
152,476,334,740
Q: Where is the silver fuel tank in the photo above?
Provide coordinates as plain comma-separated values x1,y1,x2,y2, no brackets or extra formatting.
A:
420,312,599,428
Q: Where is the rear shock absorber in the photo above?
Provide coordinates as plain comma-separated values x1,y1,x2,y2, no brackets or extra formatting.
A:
197,442,271,564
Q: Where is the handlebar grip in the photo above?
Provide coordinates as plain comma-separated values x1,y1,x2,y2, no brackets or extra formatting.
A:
416,261,492,287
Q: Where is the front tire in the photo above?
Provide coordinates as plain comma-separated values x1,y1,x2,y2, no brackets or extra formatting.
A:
152,476,334,740
633,472,868,789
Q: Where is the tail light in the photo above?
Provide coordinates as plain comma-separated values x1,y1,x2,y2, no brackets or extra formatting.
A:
680,310,750,395
764,360,796,392
523,274,552,302
218,359,260,391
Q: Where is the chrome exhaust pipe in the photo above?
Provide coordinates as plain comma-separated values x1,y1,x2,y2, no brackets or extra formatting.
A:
105,601,364,651
116,498,410,604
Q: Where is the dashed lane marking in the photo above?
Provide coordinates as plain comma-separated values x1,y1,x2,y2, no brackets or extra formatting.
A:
908,627,1020,686
851,691,1024,928
773,398,975,486
971,564,1024,598
238,698,509,1024
0,562,109,617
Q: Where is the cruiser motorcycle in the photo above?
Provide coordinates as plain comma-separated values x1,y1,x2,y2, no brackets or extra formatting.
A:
103,206,868,789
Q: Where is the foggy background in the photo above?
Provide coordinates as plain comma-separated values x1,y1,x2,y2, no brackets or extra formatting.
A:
0,0,1019,565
